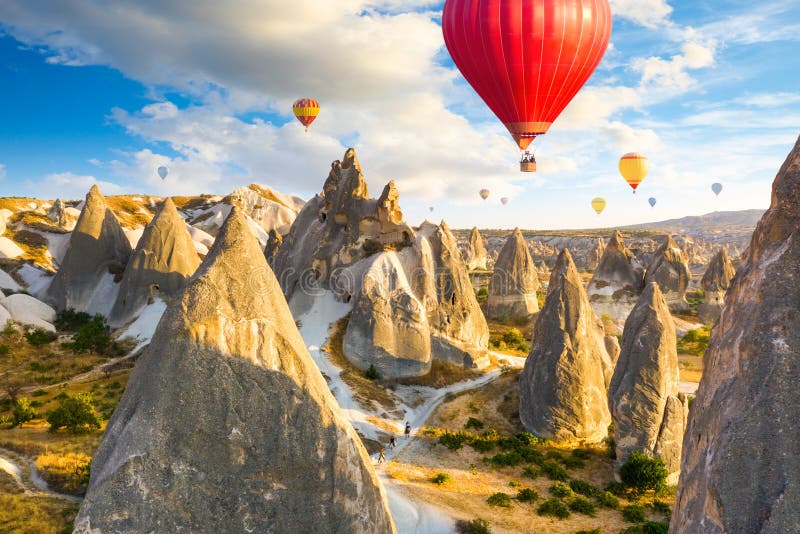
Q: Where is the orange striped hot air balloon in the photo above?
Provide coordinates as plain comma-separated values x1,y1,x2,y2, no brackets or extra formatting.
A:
292,98,320,132
619,153,649,193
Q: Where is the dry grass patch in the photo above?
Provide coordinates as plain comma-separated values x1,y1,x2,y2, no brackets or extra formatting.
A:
35,452,91,495
393,359,481,389
12,212,69,234
6,229,52,268
0,493,78,534
104,196,155,228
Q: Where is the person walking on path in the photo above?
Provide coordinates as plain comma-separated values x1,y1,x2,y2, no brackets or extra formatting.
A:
404,422,411,438
377,447,386,464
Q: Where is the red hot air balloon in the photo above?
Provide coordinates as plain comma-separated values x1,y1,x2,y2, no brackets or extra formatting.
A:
442,0,612,156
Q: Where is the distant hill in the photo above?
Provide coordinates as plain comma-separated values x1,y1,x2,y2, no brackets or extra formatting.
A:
621,210,765,233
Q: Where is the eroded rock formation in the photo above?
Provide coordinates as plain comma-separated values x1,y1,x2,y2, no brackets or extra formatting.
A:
697,248,735,324
644,235,692,313
485,228,539,321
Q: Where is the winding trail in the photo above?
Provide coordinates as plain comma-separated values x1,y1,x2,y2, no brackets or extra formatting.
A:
0,447,81,502
296,292,521,534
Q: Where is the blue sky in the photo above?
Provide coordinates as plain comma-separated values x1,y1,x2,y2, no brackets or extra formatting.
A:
0,0,798,229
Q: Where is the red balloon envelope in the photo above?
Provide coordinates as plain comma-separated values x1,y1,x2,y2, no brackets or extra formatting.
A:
442,0,612,150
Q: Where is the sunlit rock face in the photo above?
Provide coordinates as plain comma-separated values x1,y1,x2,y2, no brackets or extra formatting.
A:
74,208,395,534
519,249,615,446
586,231,644,326
697,248,735,324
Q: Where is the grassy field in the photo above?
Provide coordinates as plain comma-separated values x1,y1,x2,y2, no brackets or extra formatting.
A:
387,371,673,533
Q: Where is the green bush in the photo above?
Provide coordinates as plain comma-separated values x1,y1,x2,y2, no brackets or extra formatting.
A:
54,309,93,331
516,488,539,503
546,450,564,461
620,452,668,494
487,492,512,508
365,364,381,380
569,497,597,517
0,343,10,355
572,449,591,460
596,491,620,509
622,504,647,523
47,393,101,434
465,417,484,430
487,451,524,467
561,456,586,470
456,518,492,534
651,499,672,517
12,398,37,426
570,479,599,497
537,498,571,519
438,431,472,451
605,481,627,496
542,461,569,481
622,521,669,534
65,315,118,355
25,328,56,347
550,482,574,499
469,439,495,453
31,389,47,397
430,473,451,485
481,429,499,440
522,465,540,479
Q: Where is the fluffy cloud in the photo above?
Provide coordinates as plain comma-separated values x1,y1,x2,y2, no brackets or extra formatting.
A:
609,0,673,29
633,42,715,99
35,172,126,199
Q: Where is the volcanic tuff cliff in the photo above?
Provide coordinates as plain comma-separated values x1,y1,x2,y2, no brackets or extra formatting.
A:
464,226,488,270
609,283,687,485
45,185,132,314
643,235,692,313
519,249,616,445
274,149,488,378
671,136,800,534
485,227,539,321
109,198,201,325
586,231,644,326
697,247,735,324
74,207,395,534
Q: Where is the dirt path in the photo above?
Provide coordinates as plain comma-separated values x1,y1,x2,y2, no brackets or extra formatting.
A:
0,447,82,502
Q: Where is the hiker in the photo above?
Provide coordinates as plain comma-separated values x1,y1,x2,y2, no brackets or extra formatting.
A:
389,436,397,449
404,422,411,438
378,447,386,464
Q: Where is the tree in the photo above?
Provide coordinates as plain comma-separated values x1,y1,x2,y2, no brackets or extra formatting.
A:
47,393,101,434
13,397,37,426
619,451,669,494
68,315,112,355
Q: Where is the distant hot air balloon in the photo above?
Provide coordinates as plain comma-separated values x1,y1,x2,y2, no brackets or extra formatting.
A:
479,189,490,201
619,153,649,193
429,206,435,212
292,98,320,132
591,197,607,215
500,197,509,206
157,166,168,180
648,197,657,208
442,0,612,169
712,183,723,196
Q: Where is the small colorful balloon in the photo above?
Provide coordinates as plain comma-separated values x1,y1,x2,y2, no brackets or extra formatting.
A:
479,189,490,201
500,197,509,205
429,206,434,212
157,166,168,180
591,197,606,215
712,183,723,196
619,153,649,193
292,98,320,132
648,197,657,208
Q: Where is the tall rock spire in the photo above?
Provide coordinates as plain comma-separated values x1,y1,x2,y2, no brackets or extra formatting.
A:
74,207,395,534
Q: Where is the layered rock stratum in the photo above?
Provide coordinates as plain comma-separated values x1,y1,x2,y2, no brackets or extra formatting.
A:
74,207,395,534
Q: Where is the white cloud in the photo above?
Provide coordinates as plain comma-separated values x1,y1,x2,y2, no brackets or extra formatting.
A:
34,172,126,199
633,41,715,99
610,0,673,29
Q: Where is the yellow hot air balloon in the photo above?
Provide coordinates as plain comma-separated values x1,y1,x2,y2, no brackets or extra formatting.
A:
619,153,649,193
479,189,490,200
591,197,606,215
